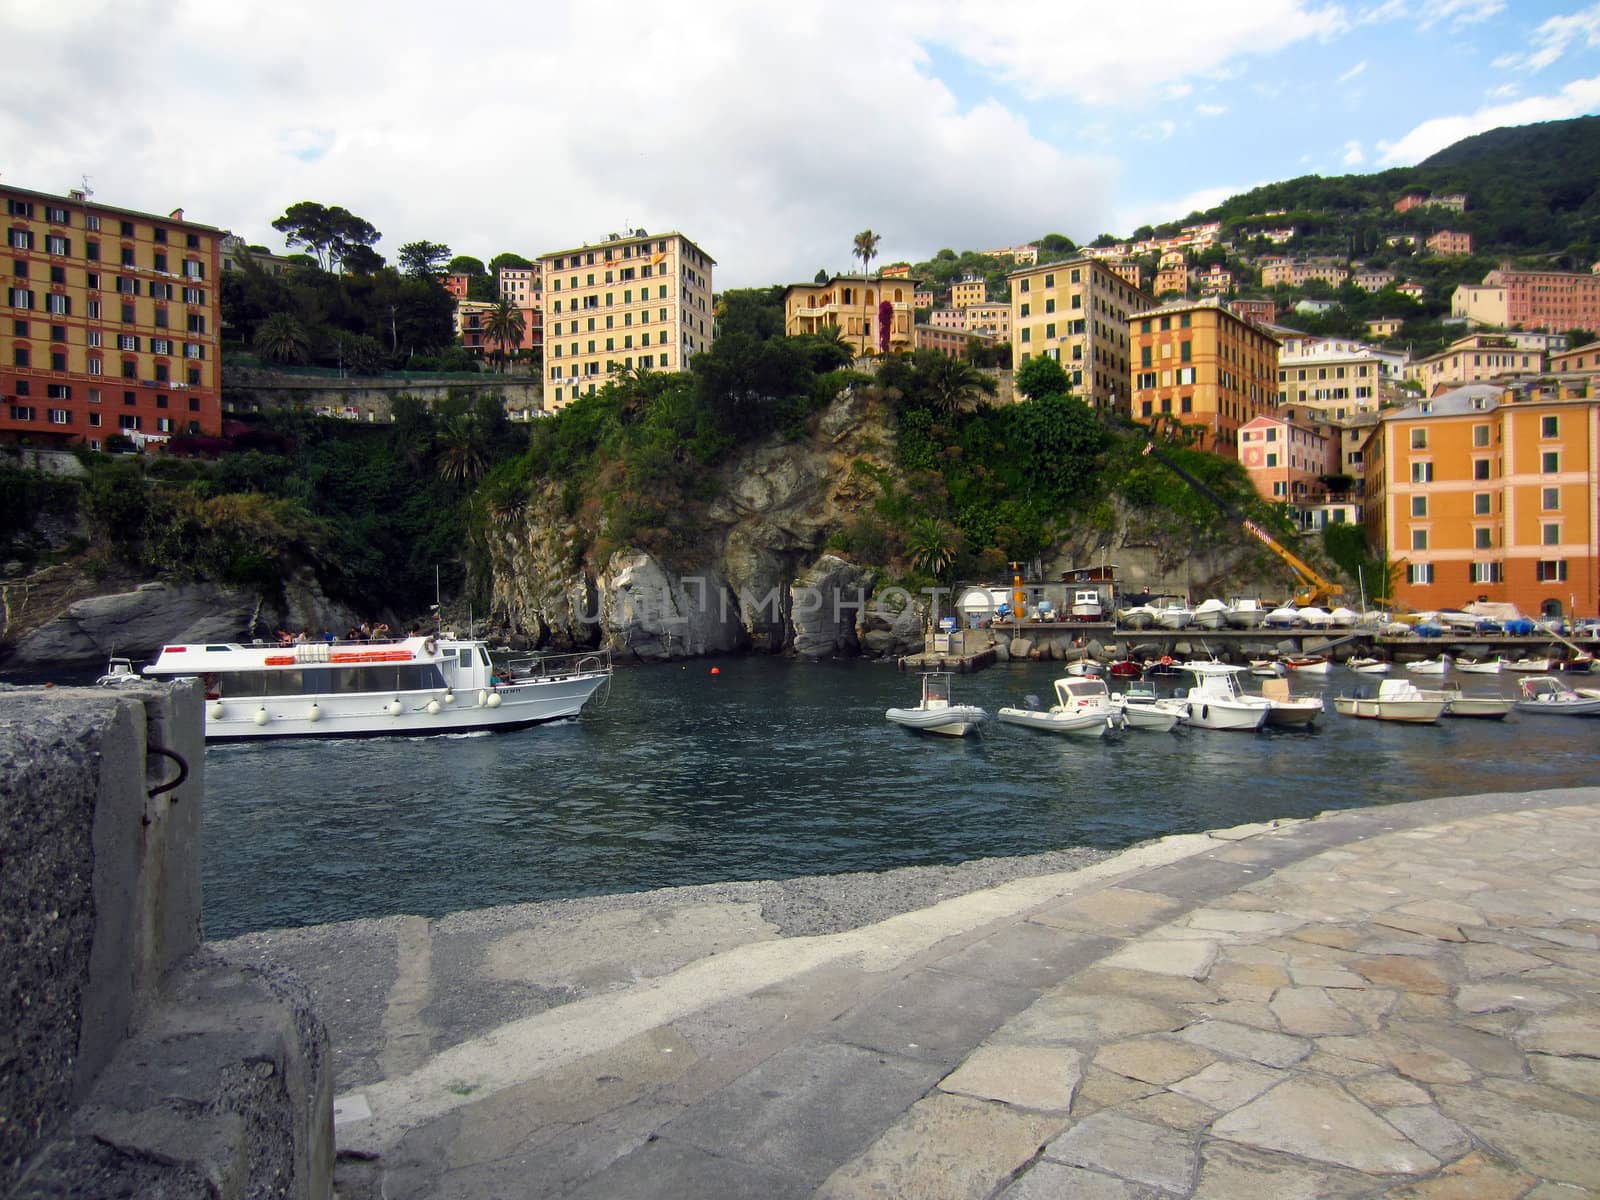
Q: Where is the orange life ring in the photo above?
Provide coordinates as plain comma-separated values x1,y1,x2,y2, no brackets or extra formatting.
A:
1160,655,1173,666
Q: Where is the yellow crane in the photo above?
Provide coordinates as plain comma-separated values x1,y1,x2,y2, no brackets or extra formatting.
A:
1141,441,1345,609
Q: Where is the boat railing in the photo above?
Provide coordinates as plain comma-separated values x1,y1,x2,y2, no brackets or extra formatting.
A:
497,648,613,681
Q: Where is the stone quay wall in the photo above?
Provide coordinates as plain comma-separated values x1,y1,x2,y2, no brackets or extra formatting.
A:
0,682,332,1198
222,366,545,422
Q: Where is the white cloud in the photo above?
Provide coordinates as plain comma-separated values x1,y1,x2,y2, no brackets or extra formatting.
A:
1167,83,1195,99
1339,60,1369,81
1343,139,1367,164
1377,74,1600,163
1357,0,1409,23
1417,0,1505,29
1485,82,1520,98
916,0,1347,106
1117,183,1256,232
1492,3,1600,70
1196,103,1229,116
0,0,1124,288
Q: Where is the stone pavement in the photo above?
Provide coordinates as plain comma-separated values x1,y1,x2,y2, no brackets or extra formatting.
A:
309,788,1600,1199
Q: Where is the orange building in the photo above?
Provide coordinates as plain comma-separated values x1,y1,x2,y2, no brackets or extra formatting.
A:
442,273,471,299
1239,413,1333,505
1365,384,1599,617
3,182,223,448
1130,296,1280,456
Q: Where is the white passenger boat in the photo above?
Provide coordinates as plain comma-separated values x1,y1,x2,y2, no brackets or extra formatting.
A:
1175,663,1269,731
1109,685,1185,732
1514,675,1600,717
1453,656,1502,675
998,677,1121,737
886,672,988,737
142,634,612,740
1333,679,1446,723
1190,598,1229,630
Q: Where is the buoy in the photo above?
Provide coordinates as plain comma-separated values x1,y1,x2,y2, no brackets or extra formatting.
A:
307,703,322,723
254,707,269,726
477,689,489,706
710,667,721,676
388,700,403,716
486,692,502,708
443,690,454,704
426,699,441,715
208,702,224,720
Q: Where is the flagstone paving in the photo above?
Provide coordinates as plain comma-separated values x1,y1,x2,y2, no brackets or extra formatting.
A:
322,790,1600,1198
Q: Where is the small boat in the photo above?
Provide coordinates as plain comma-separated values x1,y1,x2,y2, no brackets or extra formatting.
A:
1175,663,1270,731
1333,679,1446,723
1190,598,1229,630
886,672,989,737
1110,685,1186,732
1328,607,1359,627
1505,657,1553,672
1379,621,1413,637
95,656,145,687
1107,659,1143,679
1406,655,1451,675
1153,600,1194,630
1282,654,1330,675
1264,606,1302,628
1347,657,1390,674
998,677,1121,737
1142,656,1185,678
1258,676,1323,726
1454,656,1502,675
1069,589,1105,621
142,634,612,740
1297,607,1335,628
1117,605,1157,630
1225,598,1268,629
1557,652,1595,673
1514,675,1600,717
1064,659,1104,677
1431,685,1512,720
1249,659,1286,677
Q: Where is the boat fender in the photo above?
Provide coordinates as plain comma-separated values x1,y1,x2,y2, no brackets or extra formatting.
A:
1160,655,1173,666
427,699,441,715
423,637,438,656
486,692,502,708
1201,704,1210,722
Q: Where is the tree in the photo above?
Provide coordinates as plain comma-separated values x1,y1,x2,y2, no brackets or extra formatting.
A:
270,202,380,272
447,255,487,277
252,312,312,364
487,251,534,275
814,267,829,284
436,414,489,483
398,240,452,279
341,244,386,275
1014,354,1071,401
483,299,526,371
853,229,881,355
922,354,996,417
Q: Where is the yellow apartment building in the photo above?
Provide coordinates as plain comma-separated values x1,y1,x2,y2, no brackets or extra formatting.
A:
1130,296,1280,456
1551,341,1600,374
1278,344,1388,412
964,302,1010,340
951,277,987,308
3,182,223,447
1365,383,1598,616
497,263,541,309
1260,260,1350,288
1107,259,1143,290
539,230,714,411
782,275,919,358
1407,333,1544,395
1009,257,1154,411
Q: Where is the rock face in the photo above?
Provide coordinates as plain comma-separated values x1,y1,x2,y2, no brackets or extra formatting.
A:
484,386,914,662
2,571,360,670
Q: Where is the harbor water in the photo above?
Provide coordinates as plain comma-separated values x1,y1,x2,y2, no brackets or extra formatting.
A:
202,657,1600,938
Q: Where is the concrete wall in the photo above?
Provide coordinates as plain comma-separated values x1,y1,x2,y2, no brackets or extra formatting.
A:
0,682,332,1198
222,367,545,421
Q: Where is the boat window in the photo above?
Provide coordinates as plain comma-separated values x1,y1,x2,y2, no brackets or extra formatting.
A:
459,649,473,669
209,665,446,697
478,647,492,667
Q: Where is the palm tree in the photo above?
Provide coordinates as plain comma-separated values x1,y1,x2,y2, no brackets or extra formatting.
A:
436,414,489,482
252,312,312,365
907,517,959,582
923,353,997,418
853,229,881,356
484,299,526,373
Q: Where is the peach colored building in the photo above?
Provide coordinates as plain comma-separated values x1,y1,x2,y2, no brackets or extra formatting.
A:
1240,413,1332,504
1365,384,1598,616
1129,295,1280,456
927,307,966,331
1260,259,1349,288
783,274,917,358
964,302,1010,340
915,324,995,359
1551,341,1600,375
1479,267,1600,333
1107,259,1143,290
1407,334,1545,394
540,230,715,410
2,181,223,448
1426,229,1472,256
1198,265,1233,295
1010,257,1154,411
1393,192,1428,213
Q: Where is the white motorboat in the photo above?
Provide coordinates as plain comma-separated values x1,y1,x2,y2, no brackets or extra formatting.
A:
1333,678,1446,723
1190,598,1230,630
1406,655,1451,675
1514,675,1600,717
1258,676,1324,726
1248,659,1285,677
1379,621,1413,637
1505,657,1553,672
141,634,612,740
886,672,989,737
1152,600,1193,630
1175,663,1270,731
1069,589,1105,620
1264,606,1301,628
1109,685,1185,732
1347,657,1391,674
1328,607,1359,627
998,677,1121,737
1064,659,1104,677
1225,598,1268,629
1117,605,1157,630
1429,685,1512,720
1297,607,1335,628
96,656,144,687
1453,656,1503,675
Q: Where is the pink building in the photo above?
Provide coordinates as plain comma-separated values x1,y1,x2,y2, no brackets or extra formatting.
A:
1426,230,1473,256
1229,298,1277,326
1239,414,1332,505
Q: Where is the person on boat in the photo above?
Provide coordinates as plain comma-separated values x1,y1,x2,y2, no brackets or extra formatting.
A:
294,630,309,643
372,622,390,641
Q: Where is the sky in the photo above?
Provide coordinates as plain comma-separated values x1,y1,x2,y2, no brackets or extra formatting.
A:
4,0,1599,289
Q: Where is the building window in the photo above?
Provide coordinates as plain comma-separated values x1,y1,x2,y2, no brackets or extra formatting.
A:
1543,522,1560,546
1470,562,1502,584
48,408,70,425
1410,428,1426,449
1411,461,1432,483
1408,563,1434,585
1411,496,1427,517
1541,451,1559,473
1474,493,1491,515
1537,560,1567,582
1411,529,1428,551
1473,424,1489,447
1474,527,1492,549
1541,414,1558,437
8,287,33,310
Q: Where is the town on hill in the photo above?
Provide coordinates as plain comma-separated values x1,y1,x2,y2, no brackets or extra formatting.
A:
2,116,1598,654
